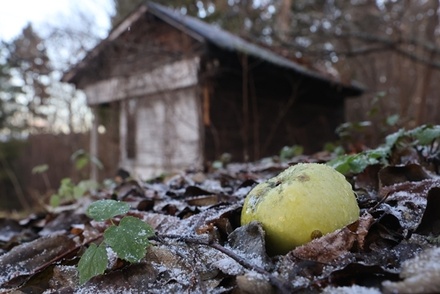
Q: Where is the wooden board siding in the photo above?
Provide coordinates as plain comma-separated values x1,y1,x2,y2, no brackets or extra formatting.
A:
80,16,203,177
84,58,200,105
72,13,202,89
80,15,203,179
119,87,202,178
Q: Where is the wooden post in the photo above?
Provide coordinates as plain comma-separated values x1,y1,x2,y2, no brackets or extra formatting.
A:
203,85,211,126
241,54,249,161
90,107,99,181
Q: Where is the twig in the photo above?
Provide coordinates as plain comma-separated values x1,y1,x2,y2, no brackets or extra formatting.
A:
367,191,391,214
155,234,293,293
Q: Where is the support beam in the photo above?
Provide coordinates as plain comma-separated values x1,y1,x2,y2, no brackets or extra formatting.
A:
90,108,99,181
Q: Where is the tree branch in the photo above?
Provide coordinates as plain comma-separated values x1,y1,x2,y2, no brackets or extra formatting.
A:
277,29,440,70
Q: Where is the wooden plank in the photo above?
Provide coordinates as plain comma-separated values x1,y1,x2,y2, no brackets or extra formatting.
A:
119,87,202,178
84,58,199,105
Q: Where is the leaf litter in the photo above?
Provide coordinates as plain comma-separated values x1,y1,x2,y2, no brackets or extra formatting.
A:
2,134,440,292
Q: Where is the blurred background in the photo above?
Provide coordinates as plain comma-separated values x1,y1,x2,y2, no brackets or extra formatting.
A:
1,0,439,212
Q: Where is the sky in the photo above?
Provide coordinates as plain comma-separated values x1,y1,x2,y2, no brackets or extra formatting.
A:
0,0,114,41
0,0,116,134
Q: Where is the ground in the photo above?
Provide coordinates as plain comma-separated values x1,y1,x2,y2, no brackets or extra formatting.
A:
1,128,440,293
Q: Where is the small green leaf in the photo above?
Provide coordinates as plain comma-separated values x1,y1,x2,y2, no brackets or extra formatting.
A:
212,160,223,169
104,216,154,263
90,156,104,170
86,200,130,221
73,180,99,199
410,125,440,145
73,186,87,199
57,178,76,200
327,146,391,175
75,157,89,170
71,149,104,170
71,149,86,161
78,179,100,191
386,114,399,126
77,243,108,284
327,154,353,175
350,153,377,173
32,164,49,174
280,145,303,161
50,194,60,207
385,128,405,147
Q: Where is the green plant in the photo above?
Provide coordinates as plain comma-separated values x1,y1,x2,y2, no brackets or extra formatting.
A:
336,121,372,141
368,92,401,130
328,124,440,175
32,164,50,190
71,149,103,171
50,178,98,207
327,147,390,175
49,150,104,207
323,142,345,156
336,92,402,150
279,145,303,161
212,153,232,169
78,199,154,284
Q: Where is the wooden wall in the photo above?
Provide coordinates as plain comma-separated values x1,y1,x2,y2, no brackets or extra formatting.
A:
0,131,119,211
131,87,202,178
74,13,202,89
202,50,345,162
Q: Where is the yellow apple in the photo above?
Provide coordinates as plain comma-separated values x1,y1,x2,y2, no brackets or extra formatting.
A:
241,163,360,255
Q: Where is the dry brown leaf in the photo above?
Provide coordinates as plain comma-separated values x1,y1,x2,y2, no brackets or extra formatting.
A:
236,274,275,294
415,187,440,235
382,247,440,293
288,213,374,264
379,178,440,199
378,164,431,188
0,234,78,289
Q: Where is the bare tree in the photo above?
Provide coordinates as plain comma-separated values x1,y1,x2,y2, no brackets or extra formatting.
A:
256,0,440,144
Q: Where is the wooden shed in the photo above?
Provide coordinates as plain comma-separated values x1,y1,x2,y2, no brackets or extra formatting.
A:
62,1,364,179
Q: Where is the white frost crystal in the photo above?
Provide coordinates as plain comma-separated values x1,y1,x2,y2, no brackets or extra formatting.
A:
383,247,440,293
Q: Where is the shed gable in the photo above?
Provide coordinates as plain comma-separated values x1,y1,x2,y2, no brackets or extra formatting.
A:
73,12,202,91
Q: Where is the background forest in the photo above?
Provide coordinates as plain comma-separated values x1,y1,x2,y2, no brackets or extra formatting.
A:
1,0,440,211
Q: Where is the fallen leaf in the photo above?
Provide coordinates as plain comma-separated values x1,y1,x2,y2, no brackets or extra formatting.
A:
328,263,399,289
0,234,77,289
288,213,374,264
382,247,440,293
414,187,440,235
379,164,431,188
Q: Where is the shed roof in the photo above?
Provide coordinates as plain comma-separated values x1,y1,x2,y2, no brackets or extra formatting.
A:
62,1,364,96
